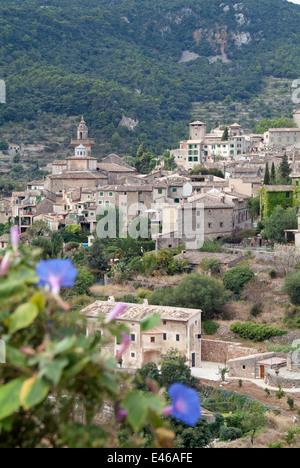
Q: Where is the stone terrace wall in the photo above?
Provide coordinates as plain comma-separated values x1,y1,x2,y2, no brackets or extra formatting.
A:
201,339,257,364
266,369,300,389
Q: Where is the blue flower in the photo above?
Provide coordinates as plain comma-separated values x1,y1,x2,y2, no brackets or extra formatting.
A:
36,259,78,294
166,383,202,427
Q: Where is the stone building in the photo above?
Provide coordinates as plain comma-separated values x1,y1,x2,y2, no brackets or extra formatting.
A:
157,188,250,250
0,199,12,224
82,299,202,369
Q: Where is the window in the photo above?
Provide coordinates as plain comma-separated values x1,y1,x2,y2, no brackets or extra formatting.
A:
131,334,135,342
163,333,167,340
172,188,177,193
131,353,135,358
286,192,290,198
100,192,104,197
158,188,163,194
176,334,180,342
109,192,113,197
151,337,155,343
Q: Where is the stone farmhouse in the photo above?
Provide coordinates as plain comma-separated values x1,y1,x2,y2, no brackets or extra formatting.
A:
82,299,202,369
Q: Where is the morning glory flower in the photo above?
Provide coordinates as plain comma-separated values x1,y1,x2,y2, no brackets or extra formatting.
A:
116,331,130,361
10,226,20,251
36,259,78,294
105,302,127,323
164,383,202,426
0,252,11,277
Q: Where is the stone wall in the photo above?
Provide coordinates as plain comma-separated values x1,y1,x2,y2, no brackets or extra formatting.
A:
201,338,257,364
266,369,300,389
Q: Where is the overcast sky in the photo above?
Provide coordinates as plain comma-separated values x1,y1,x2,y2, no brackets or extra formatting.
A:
287,0,300,4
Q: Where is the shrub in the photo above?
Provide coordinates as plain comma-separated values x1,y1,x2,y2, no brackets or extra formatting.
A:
284,271,300,306
287,397,295,411
149,273,226,320
250,305,261,317
230,321,287,341
223,266,255,296
202,320,220,335
133,363,160,391
269,269,277,279
219,426,242,442
73,268,95,295
199,258,222,274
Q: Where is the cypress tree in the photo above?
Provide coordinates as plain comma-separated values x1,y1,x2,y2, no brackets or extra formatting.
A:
222,127,229,141
264,162,270,185
270,162,276,184
278,153,292,183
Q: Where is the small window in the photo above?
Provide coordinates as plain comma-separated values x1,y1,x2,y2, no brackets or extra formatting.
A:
151,337,155,343
131,334,135,342
163,333,167,340
176,334,180,342
131,352,135,358
158,188,163,194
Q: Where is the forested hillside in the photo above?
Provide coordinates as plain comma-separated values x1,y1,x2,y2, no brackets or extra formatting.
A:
1,0,300,157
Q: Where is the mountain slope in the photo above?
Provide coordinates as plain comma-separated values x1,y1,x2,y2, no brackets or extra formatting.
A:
0,0,300,156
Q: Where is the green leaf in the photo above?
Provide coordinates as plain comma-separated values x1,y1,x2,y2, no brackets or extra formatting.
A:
5,345,27,369
143,393,164,413
8,302,39,334
122,390,148,431
0,377,26,420
65,357,90,378
140,313,161,332
20,374,49,410
53,336,76,356
0,266,38,299
40,357,69,385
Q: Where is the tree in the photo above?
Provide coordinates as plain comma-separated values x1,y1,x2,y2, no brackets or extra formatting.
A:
73,267,95,295
160,349,192,389
270,162,276,184
223,265,255,296
278,153,292,184
256,117,297,134
150,273,226,320
263,206,297,243
221,127,229,141
263,162,270,185
28,220,51,238
84,237,109,271
284,271,300,305
241,409,267,445
135,144,156,174
246,196,260,220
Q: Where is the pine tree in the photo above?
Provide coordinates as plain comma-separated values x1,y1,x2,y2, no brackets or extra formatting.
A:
264,162,270,185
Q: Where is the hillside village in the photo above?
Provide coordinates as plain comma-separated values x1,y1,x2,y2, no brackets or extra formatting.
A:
1,112,300,448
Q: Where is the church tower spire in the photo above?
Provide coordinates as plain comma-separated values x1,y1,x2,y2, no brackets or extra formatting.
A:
71,116,95,157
